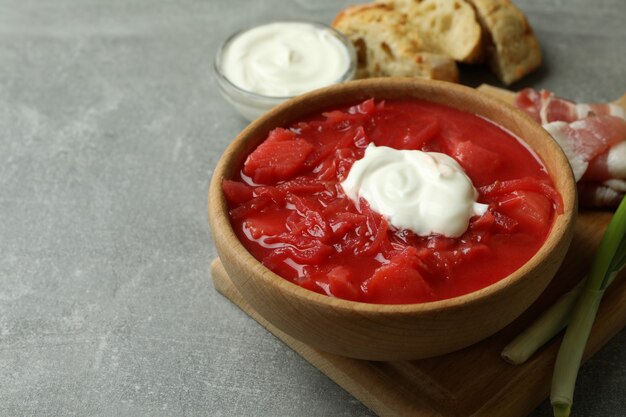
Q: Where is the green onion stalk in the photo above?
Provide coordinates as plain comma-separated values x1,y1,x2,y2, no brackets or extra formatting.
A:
501,269,620,365
550,196,626,417
501,280,584,365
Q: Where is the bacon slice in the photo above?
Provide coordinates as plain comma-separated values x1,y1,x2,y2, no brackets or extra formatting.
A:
516,88,626,124
515,88,626,207
543,116,626,181
515,88,543,123
584,141,626,181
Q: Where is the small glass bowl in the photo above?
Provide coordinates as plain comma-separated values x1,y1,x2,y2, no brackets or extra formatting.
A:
213,21,357,122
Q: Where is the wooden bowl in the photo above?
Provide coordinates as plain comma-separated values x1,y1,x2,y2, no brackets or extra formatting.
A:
209,78,577,361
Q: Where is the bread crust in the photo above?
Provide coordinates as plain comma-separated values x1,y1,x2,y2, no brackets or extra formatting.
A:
467,0,542,85
333,3,459,82
380,0,485,63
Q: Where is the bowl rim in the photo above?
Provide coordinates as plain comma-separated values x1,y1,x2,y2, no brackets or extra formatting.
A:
209,77,577,315
213,20,357,102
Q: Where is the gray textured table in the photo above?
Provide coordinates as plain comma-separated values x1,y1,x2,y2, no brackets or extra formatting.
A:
1,0,625,416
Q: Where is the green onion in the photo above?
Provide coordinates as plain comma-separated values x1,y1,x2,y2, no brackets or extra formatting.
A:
501,280,583,365
501,271,620,365
550,196,626,417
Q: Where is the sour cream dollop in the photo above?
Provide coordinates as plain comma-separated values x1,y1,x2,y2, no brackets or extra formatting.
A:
340,144,488,238
221,22,352,97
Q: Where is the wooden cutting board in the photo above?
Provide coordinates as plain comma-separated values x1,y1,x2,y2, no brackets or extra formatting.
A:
212,233,626,417
211,86,626,417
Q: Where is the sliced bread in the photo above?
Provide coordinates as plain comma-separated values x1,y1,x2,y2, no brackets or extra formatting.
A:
332,3,459,82
467,0,542,84
379,0,484,63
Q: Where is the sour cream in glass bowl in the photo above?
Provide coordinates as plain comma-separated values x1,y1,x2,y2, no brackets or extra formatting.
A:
213,21,356,121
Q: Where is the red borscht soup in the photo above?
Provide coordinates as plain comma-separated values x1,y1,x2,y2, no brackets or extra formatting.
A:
222,99,562,304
